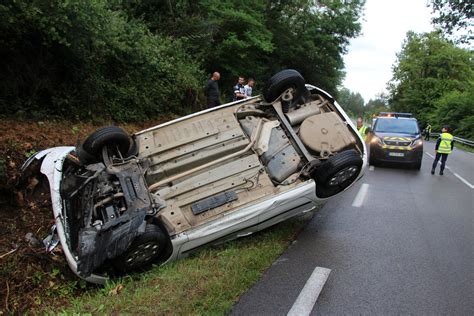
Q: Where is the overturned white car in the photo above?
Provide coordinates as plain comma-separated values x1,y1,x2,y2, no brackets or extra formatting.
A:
22,70,367,284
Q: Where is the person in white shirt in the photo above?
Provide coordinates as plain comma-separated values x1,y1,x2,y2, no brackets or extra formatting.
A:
244,78,255,98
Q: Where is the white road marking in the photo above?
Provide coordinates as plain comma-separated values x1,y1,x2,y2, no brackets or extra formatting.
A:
425,152,473,189
369,165,375,171
287,267,331,316
426,151,451,169
352,183,369,208
425,152,435,159
452,173,474,189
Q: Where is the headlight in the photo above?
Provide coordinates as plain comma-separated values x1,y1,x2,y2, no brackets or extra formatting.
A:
413,139,423,147
371,136,382,145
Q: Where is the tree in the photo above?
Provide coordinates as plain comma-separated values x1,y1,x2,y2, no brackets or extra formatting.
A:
388,31,473,135
265,0,365,96
0,0,366,120
365,92,390,119
431,87,474,139
429,0,473,44
0,0,203,121
337,87,365,117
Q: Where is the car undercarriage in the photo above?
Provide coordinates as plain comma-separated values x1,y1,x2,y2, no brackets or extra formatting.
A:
22,70,367,283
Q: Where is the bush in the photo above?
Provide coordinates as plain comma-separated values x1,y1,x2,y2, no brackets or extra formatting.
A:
0,0,204,121
431,88,474,140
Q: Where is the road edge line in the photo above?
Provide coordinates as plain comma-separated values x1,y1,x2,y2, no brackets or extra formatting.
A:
352,183,369,208
452,172,474,189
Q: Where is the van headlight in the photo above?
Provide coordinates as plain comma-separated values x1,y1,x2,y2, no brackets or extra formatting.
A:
413,139,423,147
371,136,382,145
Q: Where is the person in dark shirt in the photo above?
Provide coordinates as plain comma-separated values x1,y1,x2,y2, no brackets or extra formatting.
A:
233,76,246,101
204,72,221,108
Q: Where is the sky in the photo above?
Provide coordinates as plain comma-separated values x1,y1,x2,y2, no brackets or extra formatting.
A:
342,0,434,102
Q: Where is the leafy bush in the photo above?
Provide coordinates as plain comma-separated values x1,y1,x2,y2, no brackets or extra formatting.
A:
0,0,203,121
431,88,474,139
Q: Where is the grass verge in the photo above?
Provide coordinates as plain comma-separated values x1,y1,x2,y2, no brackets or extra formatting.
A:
51,212,317,314
454,142,474,153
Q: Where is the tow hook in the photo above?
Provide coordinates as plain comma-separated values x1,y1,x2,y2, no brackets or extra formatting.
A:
43,224,60,253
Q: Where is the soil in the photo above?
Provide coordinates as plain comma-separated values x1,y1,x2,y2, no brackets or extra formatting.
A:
0,117,174,314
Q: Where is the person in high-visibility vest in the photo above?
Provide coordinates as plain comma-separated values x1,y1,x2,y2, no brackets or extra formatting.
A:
431,126,454,175
357,117,370,142
424,123,432,141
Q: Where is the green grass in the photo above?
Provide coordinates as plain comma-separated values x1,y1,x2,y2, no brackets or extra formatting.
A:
454,142,474,153
52,212,317,314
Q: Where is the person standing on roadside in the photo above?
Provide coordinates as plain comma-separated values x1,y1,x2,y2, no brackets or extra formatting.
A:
431,126,454,175
233,76,246,101
357,117,370,142
204,72,221,108
244,78,255,98
424,123,432,141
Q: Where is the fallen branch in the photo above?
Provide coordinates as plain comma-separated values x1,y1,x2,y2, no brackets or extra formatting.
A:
0,248,18,259
5,281,10,312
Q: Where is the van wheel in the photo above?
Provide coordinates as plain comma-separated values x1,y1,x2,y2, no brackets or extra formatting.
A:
369,155,378,167
114,224,167,273
78,126,134,163
314,150,363,198
413,159,422,170
263,69,307,103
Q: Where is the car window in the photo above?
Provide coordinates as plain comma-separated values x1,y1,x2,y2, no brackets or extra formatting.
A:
374,119,419,134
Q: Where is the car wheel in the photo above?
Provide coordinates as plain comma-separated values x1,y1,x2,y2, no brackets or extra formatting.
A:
263,69,307,103
75,144,97,165
369,155,378,167
314,150,363,198
114,224,167,273
79,126,134,163
413,159,422,170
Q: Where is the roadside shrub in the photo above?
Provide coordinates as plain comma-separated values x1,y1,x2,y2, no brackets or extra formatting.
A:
0,0,204,121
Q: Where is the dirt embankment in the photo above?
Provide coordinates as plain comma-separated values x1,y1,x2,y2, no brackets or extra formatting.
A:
0,118,171,313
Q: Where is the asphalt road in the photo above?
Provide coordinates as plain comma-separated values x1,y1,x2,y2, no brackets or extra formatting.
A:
231,144,473,315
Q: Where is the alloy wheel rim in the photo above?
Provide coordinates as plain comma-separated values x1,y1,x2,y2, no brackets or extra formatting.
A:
328,166,358,186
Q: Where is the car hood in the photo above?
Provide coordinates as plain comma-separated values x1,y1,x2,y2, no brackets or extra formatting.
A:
374,132,418,140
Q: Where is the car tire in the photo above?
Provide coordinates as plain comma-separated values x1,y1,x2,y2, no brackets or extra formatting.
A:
314,150,363,198
113,224,167,273
413,159,422,170
76,144,98,165
369,155,378,167
263,69,307,103
80,126,134,161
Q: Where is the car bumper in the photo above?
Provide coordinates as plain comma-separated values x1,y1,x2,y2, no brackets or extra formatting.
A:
370,145,423,164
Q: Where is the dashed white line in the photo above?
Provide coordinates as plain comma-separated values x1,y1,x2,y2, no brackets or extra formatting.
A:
352,183,369,207
287,267,331,316
369,165,375,171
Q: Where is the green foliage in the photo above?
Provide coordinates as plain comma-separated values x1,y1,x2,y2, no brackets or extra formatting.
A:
0,0,365,120
389,32,473,138
430,87,474,139
364,94,391,120
265,0,365,96
429,0,473,44
0,0,203,121
25,149,37,158
337,87,365,117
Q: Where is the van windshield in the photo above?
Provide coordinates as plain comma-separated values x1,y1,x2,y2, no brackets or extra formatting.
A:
374,119,419,134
